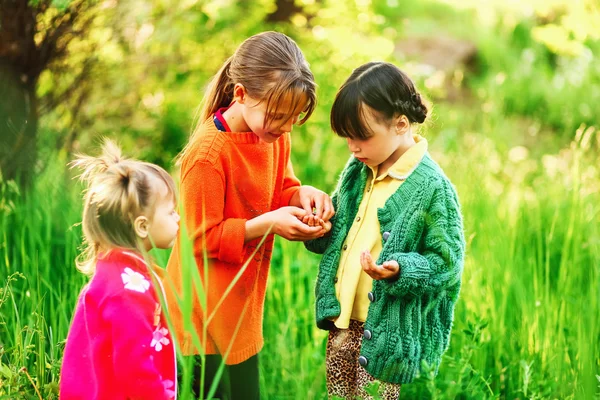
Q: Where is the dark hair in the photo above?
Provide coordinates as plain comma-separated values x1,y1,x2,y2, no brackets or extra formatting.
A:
330,62,428,140
179,31,317,161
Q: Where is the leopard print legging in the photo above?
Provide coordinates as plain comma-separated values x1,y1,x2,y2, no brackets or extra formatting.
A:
326,320,401,400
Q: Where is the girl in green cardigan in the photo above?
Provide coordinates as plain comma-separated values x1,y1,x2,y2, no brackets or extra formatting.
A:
304,62,465,399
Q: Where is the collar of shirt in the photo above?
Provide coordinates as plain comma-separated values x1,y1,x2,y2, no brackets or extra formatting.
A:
368,134,428,182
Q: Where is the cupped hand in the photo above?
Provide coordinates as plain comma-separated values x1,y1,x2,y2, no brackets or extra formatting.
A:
271,207,328,241
296,186,335,222
360,250,400,280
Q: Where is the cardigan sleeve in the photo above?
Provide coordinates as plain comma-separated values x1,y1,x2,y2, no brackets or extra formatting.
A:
101,285,173,399
180,161,247,265
382,180,465,298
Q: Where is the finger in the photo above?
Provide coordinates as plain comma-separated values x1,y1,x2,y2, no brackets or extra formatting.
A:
360,251,372,271
294,221,323,235
364,251,377,269
323,197,335,221
288,206,309,219
384,261,400,273
360,251,368,270
296,229,327,241
300,195,314,216
321,202,330,221
310,194,323,220
382,261,396,271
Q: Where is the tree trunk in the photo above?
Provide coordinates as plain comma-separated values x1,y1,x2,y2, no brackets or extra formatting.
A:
266,0,303,23
0,59,38,187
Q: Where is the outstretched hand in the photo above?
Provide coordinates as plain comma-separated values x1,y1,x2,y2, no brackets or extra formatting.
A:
360,250,400,280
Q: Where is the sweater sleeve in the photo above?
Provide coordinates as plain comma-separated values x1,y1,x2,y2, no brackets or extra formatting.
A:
382,181,465,298
279,136,301,207
102,286,172,399
181,161,247,265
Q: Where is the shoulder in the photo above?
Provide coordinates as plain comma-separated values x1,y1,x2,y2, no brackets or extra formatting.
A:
92,249,156,300
416,154,462,217
182,118,229,169
424,154,459,198
410,153,456,190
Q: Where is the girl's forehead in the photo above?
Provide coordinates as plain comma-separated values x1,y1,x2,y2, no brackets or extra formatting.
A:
265,90,308,114
148,174,176,204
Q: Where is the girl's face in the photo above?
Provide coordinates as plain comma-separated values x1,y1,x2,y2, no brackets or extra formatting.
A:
145,182,180,250
235,85,308,143
346,106,406,168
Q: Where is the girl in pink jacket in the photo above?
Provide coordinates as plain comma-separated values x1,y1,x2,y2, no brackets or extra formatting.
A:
60,140,180,400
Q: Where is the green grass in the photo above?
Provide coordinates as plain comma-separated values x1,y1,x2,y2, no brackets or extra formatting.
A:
1,101,599,398
1,0,600,397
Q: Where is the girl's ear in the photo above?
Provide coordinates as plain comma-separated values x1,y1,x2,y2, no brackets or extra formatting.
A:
395,114,410,135
233,83,247,104
134,216,149,239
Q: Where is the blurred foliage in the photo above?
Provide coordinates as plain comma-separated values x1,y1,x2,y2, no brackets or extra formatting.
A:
26,0,598,184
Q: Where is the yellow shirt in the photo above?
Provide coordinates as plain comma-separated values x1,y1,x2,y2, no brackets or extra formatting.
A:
333,135,428,329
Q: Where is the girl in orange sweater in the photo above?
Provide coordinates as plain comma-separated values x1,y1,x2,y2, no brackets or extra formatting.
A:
165,31,333,399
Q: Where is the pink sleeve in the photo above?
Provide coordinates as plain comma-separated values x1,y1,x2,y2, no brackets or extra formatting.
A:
101,286,172,399
279,135,301,207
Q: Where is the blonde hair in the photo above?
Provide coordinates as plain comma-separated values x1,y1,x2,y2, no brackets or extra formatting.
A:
178,31,317,162
71,139,176,274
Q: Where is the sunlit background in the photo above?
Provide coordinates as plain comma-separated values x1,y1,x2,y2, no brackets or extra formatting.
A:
1,0,599,398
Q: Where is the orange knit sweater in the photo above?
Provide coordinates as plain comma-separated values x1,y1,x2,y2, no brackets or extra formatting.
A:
164,117,300,365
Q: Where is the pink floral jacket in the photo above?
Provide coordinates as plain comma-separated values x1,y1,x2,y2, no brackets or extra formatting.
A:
60,249,177,399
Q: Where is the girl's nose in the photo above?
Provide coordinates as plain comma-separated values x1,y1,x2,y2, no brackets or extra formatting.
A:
347,138,360,152
281,117,295,133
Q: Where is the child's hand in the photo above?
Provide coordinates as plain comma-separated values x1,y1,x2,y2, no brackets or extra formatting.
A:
360,250,400,280
292,185,335,222
270,207,326,241
301,213,332,235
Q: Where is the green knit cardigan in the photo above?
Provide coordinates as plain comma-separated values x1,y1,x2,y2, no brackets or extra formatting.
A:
305,153,465,384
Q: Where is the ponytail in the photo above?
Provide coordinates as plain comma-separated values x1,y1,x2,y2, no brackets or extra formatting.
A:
200,57,234,122
71,139,175,274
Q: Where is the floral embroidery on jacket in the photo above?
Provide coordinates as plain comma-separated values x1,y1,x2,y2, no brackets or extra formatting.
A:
151,326,170,351
163,379,176,398
121,267,150,293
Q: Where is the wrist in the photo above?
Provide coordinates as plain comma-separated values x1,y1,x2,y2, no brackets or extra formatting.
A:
245,213,275,242
288,189,301,208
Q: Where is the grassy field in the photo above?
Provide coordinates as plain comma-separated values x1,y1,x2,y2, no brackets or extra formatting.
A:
1,99,599,398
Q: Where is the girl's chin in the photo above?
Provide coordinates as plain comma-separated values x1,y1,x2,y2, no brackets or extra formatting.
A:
260,132,283,142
